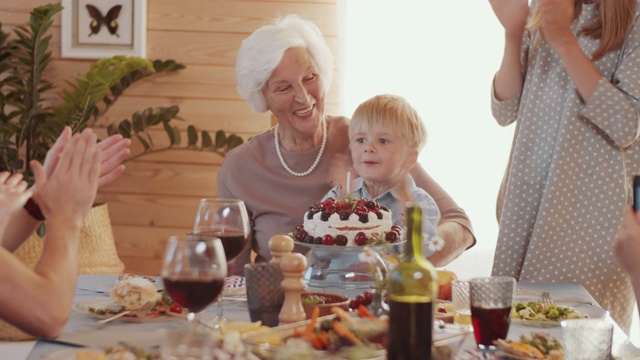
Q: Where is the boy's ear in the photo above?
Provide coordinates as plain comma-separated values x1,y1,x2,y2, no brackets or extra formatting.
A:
403,148,419,170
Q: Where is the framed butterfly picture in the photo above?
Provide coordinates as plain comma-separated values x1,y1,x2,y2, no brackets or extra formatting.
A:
61,0,147,59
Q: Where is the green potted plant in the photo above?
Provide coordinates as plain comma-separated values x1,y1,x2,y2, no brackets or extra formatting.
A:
0,4,244,279
0,3,243,185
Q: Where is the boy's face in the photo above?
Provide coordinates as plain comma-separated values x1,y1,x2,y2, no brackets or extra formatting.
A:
350,122,418,191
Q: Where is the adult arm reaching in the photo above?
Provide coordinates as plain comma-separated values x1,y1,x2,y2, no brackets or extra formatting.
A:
410,165,475,267
613,205,640,319
0,128,101,338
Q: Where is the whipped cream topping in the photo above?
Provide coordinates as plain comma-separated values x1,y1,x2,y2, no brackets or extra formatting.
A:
303,208,393,246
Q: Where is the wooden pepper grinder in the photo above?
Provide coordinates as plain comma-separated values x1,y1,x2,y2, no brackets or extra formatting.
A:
278,252,307,325
269,234,294,265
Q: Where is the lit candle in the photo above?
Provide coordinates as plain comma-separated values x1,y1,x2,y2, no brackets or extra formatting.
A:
346,171,351,194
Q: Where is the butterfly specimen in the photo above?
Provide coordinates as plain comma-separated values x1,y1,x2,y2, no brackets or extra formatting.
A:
86,4,122,38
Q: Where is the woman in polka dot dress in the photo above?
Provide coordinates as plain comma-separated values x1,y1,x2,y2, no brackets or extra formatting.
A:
489,0,640,332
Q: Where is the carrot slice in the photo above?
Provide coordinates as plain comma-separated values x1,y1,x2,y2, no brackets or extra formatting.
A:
299,331,323,350
305,306,320,333
356,304,375,319
317,330,330,349
332,320,362,346
330,306,353,322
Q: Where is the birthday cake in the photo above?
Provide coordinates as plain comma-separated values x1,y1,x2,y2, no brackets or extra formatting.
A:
293,196,400,246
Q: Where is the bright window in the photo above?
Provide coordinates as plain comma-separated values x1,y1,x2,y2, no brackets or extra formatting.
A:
338,0,512,277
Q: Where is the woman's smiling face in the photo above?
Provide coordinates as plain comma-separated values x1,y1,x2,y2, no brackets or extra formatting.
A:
262,47,325,138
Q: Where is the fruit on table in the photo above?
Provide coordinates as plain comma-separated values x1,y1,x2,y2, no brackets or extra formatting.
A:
436,270,457,300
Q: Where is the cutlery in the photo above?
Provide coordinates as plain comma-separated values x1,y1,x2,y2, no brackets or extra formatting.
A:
96,310,132,324
541,291,554,306
96,301,154,325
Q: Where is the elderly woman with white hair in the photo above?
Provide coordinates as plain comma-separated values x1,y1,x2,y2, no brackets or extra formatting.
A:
218,14,476,275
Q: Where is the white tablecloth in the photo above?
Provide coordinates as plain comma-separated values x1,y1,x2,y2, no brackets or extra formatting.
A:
0,275,636,359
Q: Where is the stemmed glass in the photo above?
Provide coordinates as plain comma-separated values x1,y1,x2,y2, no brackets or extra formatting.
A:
161,234,227,356
193,198,250,324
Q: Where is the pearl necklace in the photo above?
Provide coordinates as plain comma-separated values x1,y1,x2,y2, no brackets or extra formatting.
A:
274,118,327,177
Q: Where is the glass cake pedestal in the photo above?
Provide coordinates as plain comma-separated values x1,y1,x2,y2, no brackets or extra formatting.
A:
299,241,436,298
298,242,393,298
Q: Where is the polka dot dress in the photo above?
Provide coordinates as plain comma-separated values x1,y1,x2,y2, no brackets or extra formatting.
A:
491,2,640,333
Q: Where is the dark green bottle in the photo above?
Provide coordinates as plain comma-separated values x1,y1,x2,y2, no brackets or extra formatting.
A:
387,203,438,360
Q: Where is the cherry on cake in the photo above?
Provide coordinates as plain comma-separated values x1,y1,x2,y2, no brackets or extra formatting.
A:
293,196,401,246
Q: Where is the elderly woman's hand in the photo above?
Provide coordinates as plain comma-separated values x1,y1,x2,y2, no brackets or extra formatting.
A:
428,221,475,267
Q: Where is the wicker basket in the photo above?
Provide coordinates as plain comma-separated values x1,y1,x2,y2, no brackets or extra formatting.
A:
1,203,125,340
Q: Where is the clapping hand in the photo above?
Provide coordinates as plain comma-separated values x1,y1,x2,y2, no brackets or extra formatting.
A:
537,0,576,50
0,173,32,218
31,129,101,227
95,133,130,188
37,127,130,192
489,0,530,35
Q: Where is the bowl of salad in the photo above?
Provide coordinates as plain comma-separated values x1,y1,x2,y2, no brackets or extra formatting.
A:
301,292,350,319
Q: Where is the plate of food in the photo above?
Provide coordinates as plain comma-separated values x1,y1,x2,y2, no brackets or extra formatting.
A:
510,301,601,327
45,345,157,360
242,305,470,360
74,297,185,323
494,332,564,360
436,300,455,323
77,273,163,294
74,276,185,323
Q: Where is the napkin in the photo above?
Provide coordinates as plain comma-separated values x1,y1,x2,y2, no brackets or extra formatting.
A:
222,276,246,300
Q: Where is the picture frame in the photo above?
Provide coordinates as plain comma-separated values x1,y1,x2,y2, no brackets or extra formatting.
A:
61,0,147,59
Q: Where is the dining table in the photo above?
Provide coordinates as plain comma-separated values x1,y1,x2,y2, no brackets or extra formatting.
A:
3,275,639,359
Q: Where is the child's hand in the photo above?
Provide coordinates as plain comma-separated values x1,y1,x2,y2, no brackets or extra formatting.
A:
0,172,32,217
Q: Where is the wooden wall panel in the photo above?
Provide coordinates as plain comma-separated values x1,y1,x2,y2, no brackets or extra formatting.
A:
2,0,339,275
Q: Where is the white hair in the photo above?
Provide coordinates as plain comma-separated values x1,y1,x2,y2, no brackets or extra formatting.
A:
235,14,333,113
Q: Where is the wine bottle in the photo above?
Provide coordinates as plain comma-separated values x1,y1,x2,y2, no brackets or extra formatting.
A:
387,203,438,360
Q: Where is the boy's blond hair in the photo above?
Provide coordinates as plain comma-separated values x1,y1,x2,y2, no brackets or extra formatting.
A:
349,94,427,151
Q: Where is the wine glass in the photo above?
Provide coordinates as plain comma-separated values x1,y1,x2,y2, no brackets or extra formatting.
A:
161,234,227,333
193,198,250,324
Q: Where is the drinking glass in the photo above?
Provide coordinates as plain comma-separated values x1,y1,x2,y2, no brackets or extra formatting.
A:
161,234,227,351
193,198,250,324
452,280,471,327
562,319,613,360
469,276,516,353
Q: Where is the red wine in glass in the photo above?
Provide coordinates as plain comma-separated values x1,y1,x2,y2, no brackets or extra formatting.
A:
163,277,225,313
196,230,247,261
471,305,511,346
192,198,250,326
161,234,227,337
